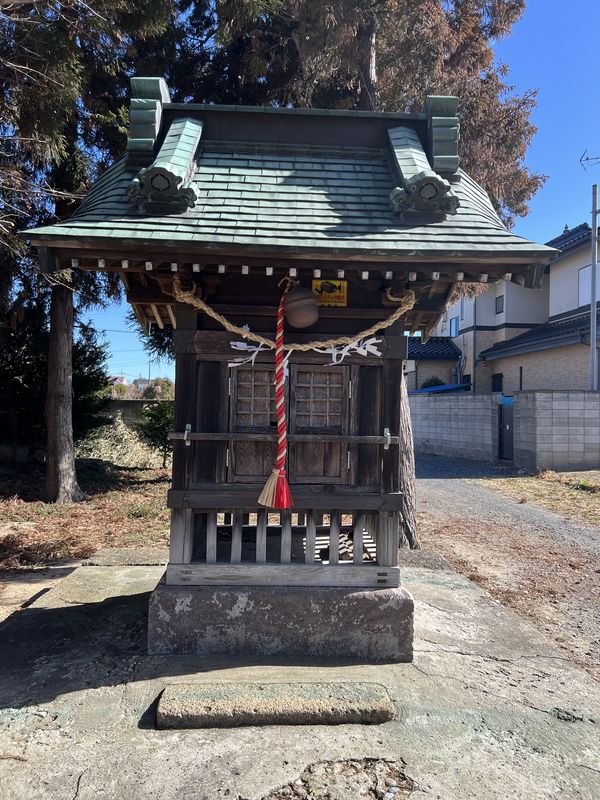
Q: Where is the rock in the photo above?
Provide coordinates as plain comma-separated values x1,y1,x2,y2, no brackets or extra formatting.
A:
156,682,396,728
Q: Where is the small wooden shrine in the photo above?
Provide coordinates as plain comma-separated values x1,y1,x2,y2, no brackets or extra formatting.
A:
28,77,553,659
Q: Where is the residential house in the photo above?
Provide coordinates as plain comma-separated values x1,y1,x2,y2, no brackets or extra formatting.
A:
434,223,598,393
404,337,462,391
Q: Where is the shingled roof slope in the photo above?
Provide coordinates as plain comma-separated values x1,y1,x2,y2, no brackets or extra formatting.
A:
26,150,552,259
480,311,600,361
408,336,461,360
25,88,554,264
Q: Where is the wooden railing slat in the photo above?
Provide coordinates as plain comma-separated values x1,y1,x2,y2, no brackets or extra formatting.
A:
256,508,267,564
206,511,217,564
353,512,365,564
329,512,340,564
305,511,316,564
280,511,292,564
231,511,243,564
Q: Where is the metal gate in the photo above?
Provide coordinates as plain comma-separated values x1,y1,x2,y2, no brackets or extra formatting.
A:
498,400,513,460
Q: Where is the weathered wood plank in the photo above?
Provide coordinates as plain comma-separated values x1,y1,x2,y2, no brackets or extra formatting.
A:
169,508,193,564
256,508,267,564
280,511,292,564
377,512,400,566
305,510,316,564
166,563,401,588
353,512,365,564
168,488,404,511
329,512,340,564
206,511,217,564
231,511,243,563
170,432,399,444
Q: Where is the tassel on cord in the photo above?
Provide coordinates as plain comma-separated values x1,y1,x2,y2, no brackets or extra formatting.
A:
258,278,294,509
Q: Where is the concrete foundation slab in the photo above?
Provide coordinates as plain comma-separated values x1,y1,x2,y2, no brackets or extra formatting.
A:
148,579,414,662
156,682,396,728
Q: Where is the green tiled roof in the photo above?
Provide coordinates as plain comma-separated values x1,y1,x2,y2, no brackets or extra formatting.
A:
26,145,553,259
25,87,554,263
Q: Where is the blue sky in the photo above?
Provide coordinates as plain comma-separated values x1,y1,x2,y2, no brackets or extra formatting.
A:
89,0,600,380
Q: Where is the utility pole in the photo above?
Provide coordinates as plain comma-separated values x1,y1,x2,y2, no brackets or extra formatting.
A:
591,184,598,390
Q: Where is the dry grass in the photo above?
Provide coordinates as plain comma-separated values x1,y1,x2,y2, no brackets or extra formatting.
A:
419,510,600,681
472,469,600,526
0,460,170,569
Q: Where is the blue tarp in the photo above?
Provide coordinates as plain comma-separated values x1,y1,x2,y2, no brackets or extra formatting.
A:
410,383,472,395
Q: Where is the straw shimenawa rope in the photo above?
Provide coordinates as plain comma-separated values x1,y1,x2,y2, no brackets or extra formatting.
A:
170,276,416,350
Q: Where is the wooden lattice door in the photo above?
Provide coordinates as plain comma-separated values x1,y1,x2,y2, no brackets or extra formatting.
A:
227,363,350,485
228,367,277,482
288,364,350,484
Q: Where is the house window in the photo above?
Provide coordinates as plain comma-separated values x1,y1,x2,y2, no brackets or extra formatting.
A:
578,265,599,307
491,373,504,392
450,316,459,337
460,298,465,320
495,295,504,314
461,373,471,386
441,312,447,332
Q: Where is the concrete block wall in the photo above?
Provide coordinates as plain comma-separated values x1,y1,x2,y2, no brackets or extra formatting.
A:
519,391,600,471
410,390,600,472
409,393,501,461
107,399,171,429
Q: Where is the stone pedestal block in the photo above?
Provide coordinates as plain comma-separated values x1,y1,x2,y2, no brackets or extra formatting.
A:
147,578,414,662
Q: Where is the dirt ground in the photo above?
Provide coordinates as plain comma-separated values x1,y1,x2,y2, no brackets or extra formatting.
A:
474,469,600,527
417,456,600,682
0,460,169,569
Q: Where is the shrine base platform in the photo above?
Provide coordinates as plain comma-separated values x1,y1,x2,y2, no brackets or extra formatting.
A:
147,579,414,662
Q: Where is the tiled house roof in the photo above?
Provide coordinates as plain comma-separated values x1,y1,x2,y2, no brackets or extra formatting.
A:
408,336,461,361
546,223,596,257
480,311,600,361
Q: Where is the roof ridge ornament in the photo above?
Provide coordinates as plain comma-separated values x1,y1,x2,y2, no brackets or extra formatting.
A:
126,77,171,169
387,125,459,220
128,117,203,215
424,95,460,176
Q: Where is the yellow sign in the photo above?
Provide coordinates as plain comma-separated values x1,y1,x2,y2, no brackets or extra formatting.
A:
312,279,348,307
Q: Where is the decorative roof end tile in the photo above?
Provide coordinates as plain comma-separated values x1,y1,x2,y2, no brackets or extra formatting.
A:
128,117,203,215
388,124,459,220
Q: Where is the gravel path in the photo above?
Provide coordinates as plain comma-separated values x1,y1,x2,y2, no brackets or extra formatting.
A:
417,454,600,559
416,454,600,680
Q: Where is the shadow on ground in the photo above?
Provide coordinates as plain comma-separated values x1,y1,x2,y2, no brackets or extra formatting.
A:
415,453,520,480
0,459,168,502
0,583,374,713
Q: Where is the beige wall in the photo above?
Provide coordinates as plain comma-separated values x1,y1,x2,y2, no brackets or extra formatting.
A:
549,249,591,318
484,343,593,394
404,360,456,391
434,277,550,393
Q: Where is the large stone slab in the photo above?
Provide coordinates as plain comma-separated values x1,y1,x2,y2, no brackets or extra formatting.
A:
156,682,396,728
148,580,414,661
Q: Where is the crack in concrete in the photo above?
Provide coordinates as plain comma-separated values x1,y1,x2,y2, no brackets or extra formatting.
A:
408,661,592,722
415,640,570,666
71,768,87,800
575,763,600,775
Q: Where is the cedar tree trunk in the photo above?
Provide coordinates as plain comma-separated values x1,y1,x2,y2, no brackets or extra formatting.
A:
399,370,419,548
44,282,86,503
356,16,378,111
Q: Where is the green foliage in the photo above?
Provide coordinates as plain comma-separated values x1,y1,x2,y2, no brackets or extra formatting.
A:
0,301,110,450
141,378,175,400
136,401,174,468
127,309,174,360
420,376,445,389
